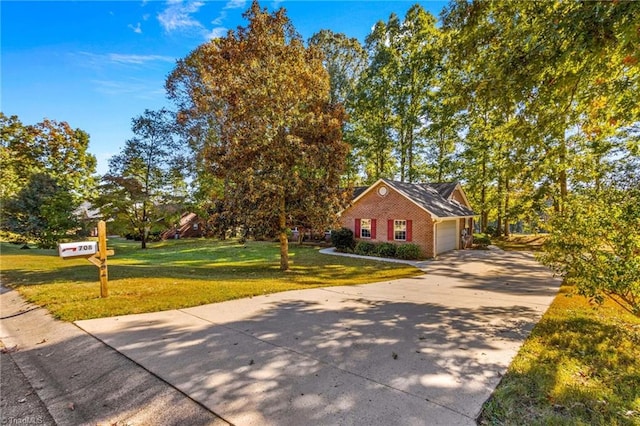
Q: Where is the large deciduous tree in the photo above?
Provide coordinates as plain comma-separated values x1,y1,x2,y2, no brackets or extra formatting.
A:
1,113,96,247
98,109,187,249
351,5,441,183
1,114,96,203
3,174,79,248
308,29,367,108
439,0,640,315
441,0,639,234
308,30,367,183
166,1,349,270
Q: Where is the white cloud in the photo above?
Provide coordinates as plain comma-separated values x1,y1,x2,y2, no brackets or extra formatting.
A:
78,52,175,68
156,0,247,41
206,27,228,40
128,22,142,34
211,11,227,26
107,53,175,65
92,79,165,100
157,0,205,33
224,0,246,10
205,0,247,40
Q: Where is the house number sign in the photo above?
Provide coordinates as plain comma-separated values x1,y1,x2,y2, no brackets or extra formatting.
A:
58,242,98,258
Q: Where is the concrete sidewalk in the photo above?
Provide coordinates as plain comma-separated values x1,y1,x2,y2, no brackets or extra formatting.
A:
0,288,227,426
318,247,434,269
76,249,561,425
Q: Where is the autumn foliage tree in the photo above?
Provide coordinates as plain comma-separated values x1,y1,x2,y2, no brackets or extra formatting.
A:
167,1,349,270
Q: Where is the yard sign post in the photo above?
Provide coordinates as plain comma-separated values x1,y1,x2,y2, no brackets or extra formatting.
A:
58,220,114,298
97,220,109,297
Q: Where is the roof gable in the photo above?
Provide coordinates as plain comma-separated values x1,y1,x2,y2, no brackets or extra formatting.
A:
428,182,458,199
349,179,474,219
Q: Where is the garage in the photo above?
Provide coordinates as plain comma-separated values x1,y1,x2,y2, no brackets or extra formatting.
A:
436,220,458,254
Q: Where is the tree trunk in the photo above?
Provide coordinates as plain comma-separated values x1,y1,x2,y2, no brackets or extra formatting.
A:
279,229,289,271
400,129,406,182
496,178,503,238
504,178,510,237
278,197,289,271
559,168,568,214
556,129,568,214
407,129,414,183
480,188,488,233
139,227,147,249
141,203,148,249
480,152,488,232
438,130,445,182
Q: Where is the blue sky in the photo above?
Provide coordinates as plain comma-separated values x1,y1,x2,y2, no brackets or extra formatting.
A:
2,1,447,174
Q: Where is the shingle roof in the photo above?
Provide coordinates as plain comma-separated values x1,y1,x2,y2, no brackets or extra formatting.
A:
352,186,368,200
353,179,474,218
428,182,458,199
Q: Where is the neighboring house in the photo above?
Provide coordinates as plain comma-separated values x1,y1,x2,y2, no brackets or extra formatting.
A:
340,178,475,258
161,212,206,240
75,202,102,237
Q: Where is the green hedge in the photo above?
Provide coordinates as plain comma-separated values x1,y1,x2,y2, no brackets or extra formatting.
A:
354,241,377,255
331,228,356,252
395,243,422,260
352,240,422,260
473,233,491,247
376,242,397,257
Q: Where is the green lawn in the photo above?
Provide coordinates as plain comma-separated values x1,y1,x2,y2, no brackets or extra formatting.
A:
479,285,640,425
0,238,421,321
492,233,548,252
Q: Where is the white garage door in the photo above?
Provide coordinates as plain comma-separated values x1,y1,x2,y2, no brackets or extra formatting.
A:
436,220,458,254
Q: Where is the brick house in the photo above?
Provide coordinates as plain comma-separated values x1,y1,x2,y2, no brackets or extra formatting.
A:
340,178,475,258
161,212,206,240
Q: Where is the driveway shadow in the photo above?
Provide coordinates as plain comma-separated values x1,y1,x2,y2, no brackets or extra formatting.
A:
424,249,560,298
79,296,546,424
76,248,561,425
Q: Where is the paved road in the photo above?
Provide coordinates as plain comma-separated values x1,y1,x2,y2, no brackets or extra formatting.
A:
76,249,561,425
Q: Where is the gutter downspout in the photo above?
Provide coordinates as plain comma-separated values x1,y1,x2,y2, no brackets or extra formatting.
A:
433,218,442,258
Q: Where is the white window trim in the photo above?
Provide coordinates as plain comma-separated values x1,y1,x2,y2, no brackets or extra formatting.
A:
394,219,407,241
361,218,372,239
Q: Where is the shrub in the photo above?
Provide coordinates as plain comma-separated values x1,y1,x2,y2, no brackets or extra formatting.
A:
331,227,355,252
354,241,377,256
376,242,397,257
473,233,491,247
395,243,421,260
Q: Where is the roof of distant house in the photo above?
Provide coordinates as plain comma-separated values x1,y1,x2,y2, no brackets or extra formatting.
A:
75,202,101,219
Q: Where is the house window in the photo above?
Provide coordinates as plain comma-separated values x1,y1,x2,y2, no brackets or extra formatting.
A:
394,220,407,241
361,219,372,238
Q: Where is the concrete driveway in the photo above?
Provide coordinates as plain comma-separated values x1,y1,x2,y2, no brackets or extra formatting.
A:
76,249,561,425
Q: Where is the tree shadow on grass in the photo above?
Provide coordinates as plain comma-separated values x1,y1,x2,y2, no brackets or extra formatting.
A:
479,313,640,425
3,260,411,288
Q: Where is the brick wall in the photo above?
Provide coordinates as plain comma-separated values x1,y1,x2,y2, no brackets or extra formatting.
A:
341,182,436,258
